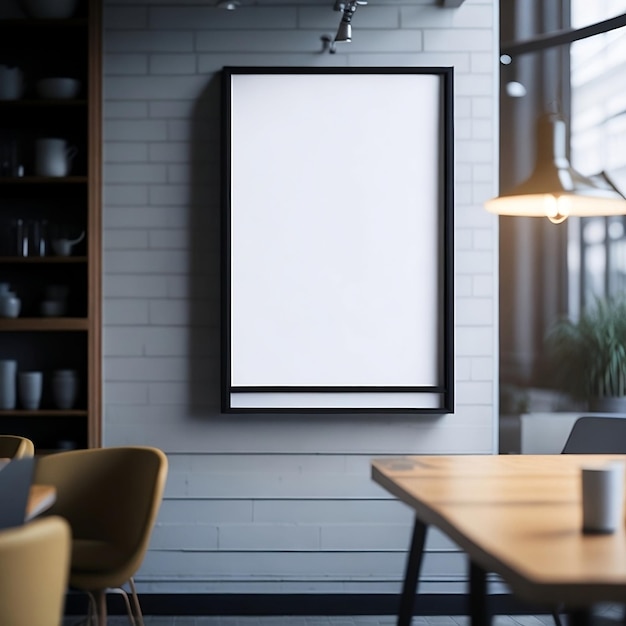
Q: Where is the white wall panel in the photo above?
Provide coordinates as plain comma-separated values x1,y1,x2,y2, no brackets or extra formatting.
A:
140,550,468,582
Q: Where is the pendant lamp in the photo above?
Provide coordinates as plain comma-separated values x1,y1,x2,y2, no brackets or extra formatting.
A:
485,112,626,223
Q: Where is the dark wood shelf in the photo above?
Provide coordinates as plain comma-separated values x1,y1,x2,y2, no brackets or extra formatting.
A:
0,256,87,264
0,99,87,107
0,318,88,331
0,176,87,184
0,409,86,417
0,18,88,28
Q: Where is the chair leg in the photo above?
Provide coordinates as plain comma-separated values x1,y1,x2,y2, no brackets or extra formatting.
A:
107,587,136,626
80,582,142,626
85,590,97,626
128,577,145,626
93,588,107,626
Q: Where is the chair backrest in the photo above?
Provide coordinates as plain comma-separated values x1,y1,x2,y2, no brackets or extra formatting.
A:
0,435,34,459
0,515,71,626
0,457,35,530
34,446,168,583
561,416,626,453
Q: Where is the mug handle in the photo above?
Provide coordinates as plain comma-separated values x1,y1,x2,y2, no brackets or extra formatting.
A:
69,230,85,246
65,145,78,161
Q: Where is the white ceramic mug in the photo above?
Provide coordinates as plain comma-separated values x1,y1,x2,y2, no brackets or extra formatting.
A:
0,360,17,410
0,293,20,318
0,65,24,101
17,371,43,410
35,138,77,177
581,462,626,533
51,230,85,257
52,369,78,409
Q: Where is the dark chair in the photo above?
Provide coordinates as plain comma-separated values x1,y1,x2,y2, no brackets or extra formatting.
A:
561,415,626,453
555,415,626,626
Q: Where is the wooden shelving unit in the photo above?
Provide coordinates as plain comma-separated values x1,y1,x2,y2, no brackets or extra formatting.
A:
0,0,101,452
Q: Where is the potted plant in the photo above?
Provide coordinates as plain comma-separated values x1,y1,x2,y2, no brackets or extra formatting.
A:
545,297,626,412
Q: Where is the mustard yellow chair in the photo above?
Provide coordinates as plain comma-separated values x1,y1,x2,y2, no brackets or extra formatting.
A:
0,435,34,459
0,515,71,626
34,446,168,626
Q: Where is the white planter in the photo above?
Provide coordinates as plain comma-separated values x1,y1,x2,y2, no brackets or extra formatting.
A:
520,411,626,454
589,397,626,413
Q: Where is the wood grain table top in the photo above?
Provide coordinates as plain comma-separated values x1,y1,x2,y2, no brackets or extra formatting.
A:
371,454,626,608
25,484,56,521
0,457,56,523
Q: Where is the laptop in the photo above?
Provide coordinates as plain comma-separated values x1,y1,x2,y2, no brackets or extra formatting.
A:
0,456,35,529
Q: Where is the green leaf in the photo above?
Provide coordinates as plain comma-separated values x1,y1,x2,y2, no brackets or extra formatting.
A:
545,296,626,401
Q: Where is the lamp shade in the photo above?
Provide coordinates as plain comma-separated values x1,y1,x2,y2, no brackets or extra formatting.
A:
485,113,626,223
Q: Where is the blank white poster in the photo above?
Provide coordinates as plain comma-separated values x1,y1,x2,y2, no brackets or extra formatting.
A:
224,69,453,411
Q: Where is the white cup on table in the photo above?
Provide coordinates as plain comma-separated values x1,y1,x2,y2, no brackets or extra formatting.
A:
581,461,625,533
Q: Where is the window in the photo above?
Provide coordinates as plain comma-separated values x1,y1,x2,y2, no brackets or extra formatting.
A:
499,0,626,389
569,1,626,312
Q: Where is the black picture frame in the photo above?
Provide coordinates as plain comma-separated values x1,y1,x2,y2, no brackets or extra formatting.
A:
222,66,454,414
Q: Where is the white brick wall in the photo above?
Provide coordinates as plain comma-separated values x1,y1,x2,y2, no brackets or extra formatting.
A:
103,0,499,595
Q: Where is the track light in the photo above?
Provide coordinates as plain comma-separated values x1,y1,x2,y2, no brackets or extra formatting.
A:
333,1,366,44
335,19,352,43
320,34,337,54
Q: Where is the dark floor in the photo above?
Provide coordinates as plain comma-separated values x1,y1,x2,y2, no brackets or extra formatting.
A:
61,603,624,625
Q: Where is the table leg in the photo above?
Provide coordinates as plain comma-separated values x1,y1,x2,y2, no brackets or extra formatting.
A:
397,516,428,626
468,560,489,626
567,609,594,626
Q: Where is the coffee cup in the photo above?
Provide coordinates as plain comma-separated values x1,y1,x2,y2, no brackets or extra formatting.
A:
36,77,80,100
35,138,78,177
581,462,626,533
17,371,43,410
51,230,84,256
0,65,24,101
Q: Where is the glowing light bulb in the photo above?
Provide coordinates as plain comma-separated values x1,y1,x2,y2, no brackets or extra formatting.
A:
547,213,568,224
545,195,569,224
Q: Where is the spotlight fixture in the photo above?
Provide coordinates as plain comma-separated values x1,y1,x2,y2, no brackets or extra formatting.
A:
320,34,337,54
217,0,239,9
335,18,352,43
505,81,526,98
333,0,367,44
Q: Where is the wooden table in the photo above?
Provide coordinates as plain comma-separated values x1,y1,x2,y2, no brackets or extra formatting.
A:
26,484,56,520
0,457,56,523
371,454,626,626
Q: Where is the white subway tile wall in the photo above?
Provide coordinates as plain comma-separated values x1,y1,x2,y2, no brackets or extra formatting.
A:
103,0,499,595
